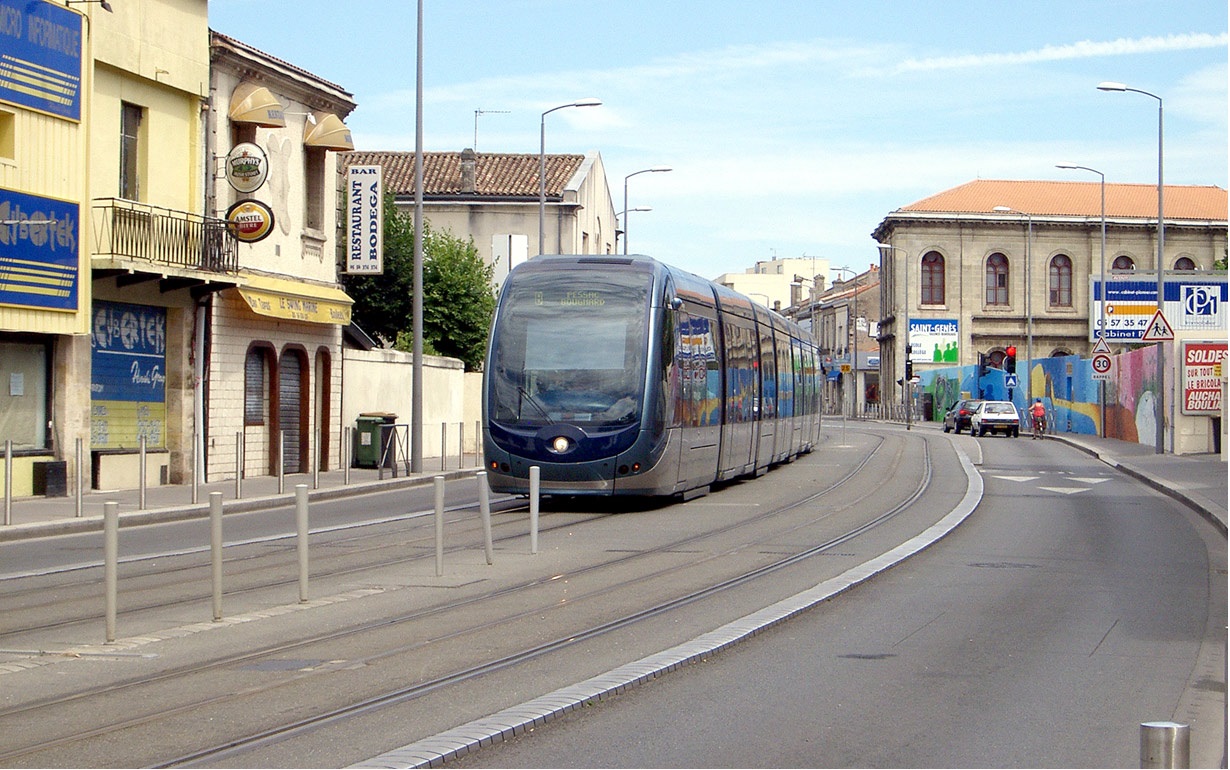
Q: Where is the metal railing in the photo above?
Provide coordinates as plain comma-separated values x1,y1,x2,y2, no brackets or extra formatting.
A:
89,198,237,273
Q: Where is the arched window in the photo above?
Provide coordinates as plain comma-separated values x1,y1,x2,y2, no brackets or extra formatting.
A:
921,251,945,305
1174,257,1196,270
985,253,1008,306
1049,254,1073,307
1112,255,1135,271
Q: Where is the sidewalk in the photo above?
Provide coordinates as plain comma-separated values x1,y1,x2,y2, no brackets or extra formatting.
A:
1,431,1225,542
0,456,481,543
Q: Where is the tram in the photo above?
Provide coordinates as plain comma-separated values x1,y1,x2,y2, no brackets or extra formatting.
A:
482,254,824,498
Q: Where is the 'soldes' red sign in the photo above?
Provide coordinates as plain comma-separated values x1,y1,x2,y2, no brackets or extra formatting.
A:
1181,341,1227,415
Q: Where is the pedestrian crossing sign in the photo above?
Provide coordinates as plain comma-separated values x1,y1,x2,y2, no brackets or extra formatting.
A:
1141,309,1175,341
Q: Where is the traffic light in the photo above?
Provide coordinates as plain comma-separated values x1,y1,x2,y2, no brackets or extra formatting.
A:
976,352,987,380
904,359,913,381
1005,345,1017,374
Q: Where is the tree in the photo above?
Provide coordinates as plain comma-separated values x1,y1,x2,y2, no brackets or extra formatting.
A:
342,196,496,370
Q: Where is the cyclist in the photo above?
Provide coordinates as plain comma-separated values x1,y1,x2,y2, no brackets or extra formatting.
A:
1030,398,1046,439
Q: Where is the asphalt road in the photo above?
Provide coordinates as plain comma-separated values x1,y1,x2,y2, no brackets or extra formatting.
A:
450,433,1227,768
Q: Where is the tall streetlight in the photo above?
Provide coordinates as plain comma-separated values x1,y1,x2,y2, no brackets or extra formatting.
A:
538,98,602,255
1056,163,1107,437
832,267,860,421
993,205,1033,396
622,166,671,255
1098,81,1165,455
875,242,911,430
616,207,652,253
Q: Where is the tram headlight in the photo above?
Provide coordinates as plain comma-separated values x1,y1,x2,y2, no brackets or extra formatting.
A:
550,435,571,454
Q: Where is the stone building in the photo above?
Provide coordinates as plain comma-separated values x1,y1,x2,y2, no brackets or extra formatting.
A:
871,179,1228,411
204,32,357,482
341,149,617,287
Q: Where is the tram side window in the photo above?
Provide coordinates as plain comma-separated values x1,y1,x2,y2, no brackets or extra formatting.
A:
675,311,720,428
758,325,776,420
723,321,756,423
776,336,794,418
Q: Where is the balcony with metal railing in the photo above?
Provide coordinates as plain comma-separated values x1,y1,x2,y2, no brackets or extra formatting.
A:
88,198,237,274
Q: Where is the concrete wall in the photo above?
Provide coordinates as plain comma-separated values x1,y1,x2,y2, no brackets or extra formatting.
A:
342,348,482,459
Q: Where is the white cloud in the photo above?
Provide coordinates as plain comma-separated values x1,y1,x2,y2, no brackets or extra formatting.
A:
895,33,1228,73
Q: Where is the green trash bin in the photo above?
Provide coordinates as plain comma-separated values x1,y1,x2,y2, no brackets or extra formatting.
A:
354,413,396,468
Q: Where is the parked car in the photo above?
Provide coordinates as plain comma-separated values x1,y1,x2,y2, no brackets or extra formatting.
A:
943,399,983,433
970,400,1020,437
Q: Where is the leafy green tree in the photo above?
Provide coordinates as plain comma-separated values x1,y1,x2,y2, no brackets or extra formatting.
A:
343,196,496,370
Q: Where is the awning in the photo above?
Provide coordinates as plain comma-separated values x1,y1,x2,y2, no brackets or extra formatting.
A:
228,82,286,127
237,274,353,325
303,112,354,150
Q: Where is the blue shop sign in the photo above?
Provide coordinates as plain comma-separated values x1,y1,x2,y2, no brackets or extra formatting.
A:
0,187,79,311
0,0,83,121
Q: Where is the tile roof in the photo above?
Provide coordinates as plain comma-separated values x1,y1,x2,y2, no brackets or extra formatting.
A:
899,179,1227,221
341,151,587,199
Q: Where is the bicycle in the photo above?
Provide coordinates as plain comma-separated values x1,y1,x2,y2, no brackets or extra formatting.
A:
1031,412,1046,440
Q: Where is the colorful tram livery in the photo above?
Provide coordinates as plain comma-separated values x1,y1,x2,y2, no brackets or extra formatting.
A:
482,255,824,498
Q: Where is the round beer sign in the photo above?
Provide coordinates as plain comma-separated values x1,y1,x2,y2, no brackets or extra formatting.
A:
225,142,269,193
225,199,276,243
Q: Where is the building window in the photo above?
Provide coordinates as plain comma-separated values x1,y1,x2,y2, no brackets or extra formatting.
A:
1049,254,1073,307
304,147,326,231
1112,255,1135,271
921,251,944,305
1174,257,1196,270
120,102,144,201
985,253,1009,306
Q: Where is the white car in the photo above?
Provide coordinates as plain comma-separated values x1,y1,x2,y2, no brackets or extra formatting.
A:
969,400,1020,437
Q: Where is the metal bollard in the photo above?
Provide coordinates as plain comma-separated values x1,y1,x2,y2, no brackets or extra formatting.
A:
312,435,320,490
235,431,243,500
343,426,351,485
441,423,448,471
75,437,84,518
138,434,147,510
477,472,493,565
4,439,12,526
210,492,223,621
295,484,308,602
278,430,286,495
458,422,464,469
434,476,445,576
529,465,540,554
1140,721,1189,769
104,501,118,643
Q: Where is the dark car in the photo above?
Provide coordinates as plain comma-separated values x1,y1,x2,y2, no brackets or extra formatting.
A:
969,400,1020,437
943,399,983,433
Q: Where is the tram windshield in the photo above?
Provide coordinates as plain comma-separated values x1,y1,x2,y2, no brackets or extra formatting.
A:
490,267,652,427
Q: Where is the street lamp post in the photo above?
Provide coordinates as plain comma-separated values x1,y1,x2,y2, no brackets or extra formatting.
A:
622,166,671,255
616,207,652,253
1056,163,1107,437
538,98,601,256
832,267,859,421
876,242,910,430
1098,81,1165,455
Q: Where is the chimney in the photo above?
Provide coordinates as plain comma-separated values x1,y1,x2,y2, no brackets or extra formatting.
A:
460,147,476,194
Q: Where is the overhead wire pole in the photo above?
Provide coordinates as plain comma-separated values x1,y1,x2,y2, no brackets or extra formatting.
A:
411,0,424,472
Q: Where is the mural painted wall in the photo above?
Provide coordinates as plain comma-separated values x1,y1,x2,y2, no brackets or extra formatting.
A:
916,343,1205,446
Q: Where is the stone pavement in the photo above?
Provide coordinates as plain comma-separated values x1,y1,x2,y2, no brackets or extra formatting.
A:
0,429,1225,542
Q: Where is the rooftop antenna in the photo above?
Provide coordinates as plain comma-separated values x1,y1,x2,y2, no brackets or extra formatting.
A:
473,108,510,151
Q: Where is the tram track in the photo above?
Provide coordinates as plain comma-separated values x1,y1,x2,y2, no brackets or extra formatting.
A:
0,429,951,768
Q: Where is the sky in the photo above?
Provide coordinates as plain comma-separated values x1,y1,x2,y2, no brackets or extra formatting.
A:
209,1,1227,282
